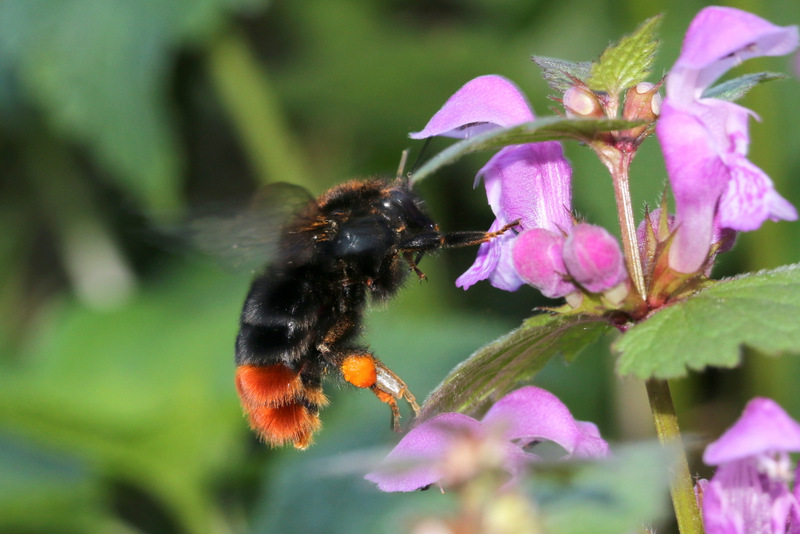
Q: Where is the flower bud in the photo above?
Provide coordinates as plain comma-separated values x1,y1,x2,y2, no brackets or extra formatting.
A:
563,86,604,118
622,82,661,138
512,229,576,298
636,207,675,259
562,223,627,293
624,82,661,119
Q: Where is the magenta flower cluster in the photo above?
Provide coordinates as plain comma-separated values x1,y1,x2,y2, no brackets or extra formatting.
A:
365,11,800,531
411,75,626,299
699,398,800,534
411,6,797,297
657,7,798,274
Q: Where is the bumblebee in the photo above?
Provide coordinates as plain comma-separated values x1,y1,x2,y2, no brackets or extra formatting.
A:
234,177,516,449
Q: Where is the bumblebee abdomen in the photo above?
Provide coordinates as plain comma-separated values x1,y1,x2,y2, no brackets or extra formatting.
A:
234,265,337,448
235,266,323,367
235,363,329,449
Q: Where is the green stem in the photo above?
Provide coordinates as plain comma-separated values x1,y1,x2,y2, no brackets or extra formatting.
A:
206,30,316,191
645,379,704,534
601,147,646,298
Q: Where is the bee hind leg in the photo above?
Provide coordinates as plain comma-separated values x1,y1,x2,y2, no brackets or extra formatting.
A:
372,362,420,431
339,352,419,431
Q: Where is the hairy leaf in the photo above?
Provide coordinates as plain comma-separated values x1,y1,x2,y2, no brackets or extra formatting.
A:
587,15,661,94
615,264,800,379
410,117,640,183
702,71,787,102
532,56,592,93
418,313,611,421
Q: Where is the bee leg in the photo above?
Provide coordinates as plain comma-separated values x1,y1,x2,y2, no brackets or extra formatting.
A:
317,317,357,355
403,252,427,282
339,352,420,431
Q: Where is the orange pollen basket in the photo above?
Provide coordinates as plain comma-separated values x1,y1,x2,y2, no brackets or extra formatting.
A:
340,353,378,389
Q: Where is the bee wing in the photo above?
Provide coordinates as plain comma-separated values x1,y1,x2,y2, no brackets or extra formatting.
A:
184,182,315,272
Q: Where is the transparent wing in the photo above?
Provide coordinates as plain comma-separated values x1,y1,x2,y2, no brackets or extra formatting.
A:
182,182,315,273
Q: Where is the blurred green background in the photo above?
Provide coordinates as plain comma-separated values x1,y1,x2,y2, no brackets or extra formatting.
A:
1,0,798,532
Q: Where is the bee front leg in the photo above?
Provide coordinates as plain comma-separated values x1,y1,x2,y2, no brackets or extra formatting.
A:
338,351,420,431
402,251,427,282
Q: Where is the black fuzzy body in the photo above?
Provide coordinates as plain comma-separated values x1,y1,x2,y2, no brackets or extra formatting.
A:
233,177,513,447
235,179,439,406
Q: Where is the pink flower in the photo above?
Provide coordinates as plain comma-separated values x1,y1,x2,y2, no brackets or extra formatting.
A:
410,75,573,291
562,223,627,294
365,386,608,492
512,223,627,298
656,7,798,273
512,228,575,298
699,398,800,534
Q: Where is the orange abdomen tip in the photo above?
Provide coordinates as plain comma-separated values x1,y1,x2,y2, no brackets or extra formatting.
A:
247,403,321,449
341,353,377,389
235,364,302,407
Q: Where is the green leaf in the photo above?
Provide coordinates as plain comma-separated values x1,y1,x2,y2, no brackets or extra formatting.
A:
0,433,112,533
410,117,641,183
535,442,672,534
702,71,788,102
0,0,266,211
0,263,248,534
587,15,661,94
615,264,800,379
418,313,611,421
532,56,592,93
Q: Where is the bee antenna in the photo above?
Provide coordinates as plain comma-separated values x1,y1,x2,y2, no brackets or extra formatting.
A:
395,149,410,182
400,138,433,187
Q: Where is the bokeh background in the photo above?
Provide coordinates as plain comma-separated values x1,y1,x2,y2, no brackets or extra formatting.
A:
1,0,798,532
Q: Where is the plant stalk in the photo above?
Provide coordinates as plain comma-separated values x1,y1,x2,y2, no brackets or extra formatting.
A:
207,30,316,191
606,148,646,298
645,379,704,534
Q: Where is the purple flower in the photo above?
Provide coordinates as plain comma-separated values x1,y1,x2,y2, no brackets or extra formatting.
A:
512,228,575,298
364,386,608,492
562,223,627,294
656,7,798,273
511,223,627,298
410,75,573,291
699,398,800,534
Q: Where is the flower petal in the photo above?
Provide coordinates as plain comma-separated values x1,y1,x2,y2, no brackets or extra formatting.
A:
409,75,535,139
479,143,573,233
456,219,525,291
512,228,576,298
701,476,748,534
562,223,627,293
657,100,730,273
486,234,526,291
718,157,798,231
480,386,609,458
668,7,799,102
364,413,484,492
703,457,797,534
704,398,800,466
